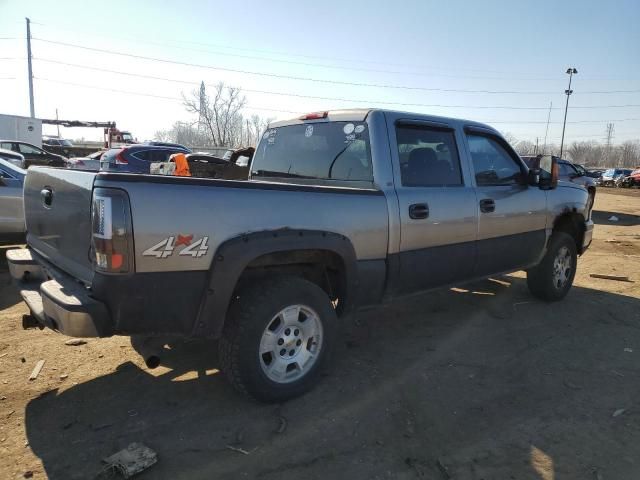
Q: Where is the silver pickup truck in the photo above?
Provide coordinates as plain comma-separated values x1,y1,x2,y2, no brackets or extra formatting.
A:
7,109,594,402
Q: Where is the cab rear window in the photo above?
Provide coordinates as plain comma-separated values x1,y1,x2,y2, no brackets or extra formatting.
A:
251,122,372,181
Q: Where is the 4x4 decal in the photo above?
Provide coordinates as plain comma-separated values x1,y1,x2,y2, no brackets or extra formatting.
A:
143,235,209,258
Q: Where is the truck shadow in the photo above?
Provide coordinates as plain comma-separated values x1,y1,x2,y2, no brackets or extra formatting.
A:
24,277,640,480
592,209,640,226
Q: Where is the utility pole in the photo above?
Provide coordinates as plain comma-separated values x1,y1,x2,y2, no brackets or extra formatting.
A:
559,67,578,158
535,137,539,155
542,101,552,155
26,17,35,118
55,108,60,137
604,122,614,166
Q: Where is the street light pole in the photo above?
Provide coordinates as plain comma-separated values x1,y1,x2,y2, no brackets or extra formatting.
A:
559,67,577,158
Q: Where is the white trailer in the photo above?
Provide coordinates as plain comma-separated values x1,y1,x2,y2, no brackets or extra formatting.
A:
0,114,42,147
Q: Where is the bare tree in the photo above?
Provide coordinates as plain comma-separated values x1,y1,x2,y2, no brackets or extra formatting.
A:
183,82,247,147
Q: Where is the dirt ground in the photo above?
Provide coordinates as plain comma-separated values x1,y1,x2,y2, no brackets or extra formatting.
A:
1,189,639,480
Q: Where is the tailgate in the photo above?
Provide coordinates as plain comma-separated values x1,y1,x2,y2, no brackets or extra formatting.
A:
24,167,96,284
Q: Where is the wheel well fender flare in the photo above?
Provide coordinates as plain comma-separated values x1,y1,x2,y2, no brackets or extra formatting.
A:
193,229,358,338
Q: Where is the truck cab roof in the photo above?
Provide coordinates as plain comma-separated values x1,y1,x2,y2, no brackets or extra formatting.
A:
270,108,501,134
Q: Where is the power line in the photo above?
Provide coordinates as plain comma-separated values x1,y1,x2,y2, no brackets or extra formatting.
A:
26,21,566,77
29,22,640,82
33,76,640,126
33,58,567,110
32,37,578,95
33,77,301,114
34,58,640,111
18,26,567,81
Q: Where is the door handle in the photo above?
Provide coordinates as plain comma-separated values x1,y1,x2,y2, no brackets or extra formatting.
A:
409,203,429,219
479,198,495,213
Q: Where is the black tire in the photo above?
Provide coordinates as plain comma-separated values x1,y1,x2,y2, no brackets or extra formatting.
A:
219,276,337,402
527,232,577,301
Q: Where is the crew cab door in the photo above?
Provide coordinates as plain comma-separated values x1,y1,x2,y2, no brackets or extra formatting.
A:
463,127,547,277
389,118,478,294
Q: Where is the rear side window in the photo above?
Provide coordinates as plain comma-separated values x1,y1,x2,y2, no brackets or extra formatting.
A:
251,122,372,181
395,125,462,187
467,134,524,186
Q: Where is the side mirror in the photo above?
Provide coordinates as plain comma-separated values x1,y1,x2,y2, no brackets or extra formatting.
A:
529,156,558,190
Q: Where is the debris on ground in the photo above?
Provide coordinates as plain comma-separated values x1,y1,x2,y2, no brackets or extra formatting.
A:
436,458,452,479
100,443,157,479
276,416,287,434
64,338,87,346
23,471,33,478
589,273,632,282
624,348,633,353
613,408,626,418
28,360,45,381
608,215,619,221
59,374,68,380
605,238,621,243
226,445,251,455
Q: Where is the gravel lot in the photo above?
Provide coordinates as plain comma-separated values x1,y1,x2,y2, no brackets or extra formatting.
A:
0,189,639,480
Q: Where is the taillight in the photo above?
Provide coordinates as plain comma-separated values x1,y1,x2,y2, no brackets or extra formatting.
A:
299,111,328,120
115,150,128,164
92,188,134,274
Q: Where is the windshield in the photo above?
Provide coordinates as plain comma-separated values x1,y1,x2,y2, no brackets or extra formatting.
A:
61,139,73,146
121,133,134,142
251,122,373,182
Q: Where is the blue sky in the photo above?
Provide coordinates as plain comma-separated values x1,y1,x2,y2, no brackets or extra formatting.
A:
0,0,638,143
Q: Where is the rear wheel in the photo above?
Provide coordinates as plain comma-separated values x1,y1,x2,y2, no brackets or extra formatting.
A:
219,276,336,402
527,232,577,301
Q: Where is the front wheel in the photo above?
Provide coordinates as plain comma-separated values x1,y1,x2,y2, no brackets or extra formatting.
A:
527,232,577,301
219,276,336,402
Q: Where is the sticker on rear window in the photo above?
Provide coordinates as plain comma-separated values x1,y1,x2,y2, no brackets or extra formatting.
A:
355,124,366,133
343,123,355,135
305,125,314,137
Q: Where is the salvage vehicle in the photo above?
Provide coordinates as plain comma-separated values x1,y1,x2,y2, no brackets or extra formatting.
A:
7,109,594,402
0,140,67,168
615,168,640,187
100,144,191,173
522,155,596,213
600,168,633,187
65,150,106,171
0,147,26,169
0,158,26,243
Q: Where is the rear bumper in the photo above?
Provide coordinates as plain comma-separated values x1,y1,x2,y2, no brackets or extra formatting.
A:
582,219,594,253
7,248,112,337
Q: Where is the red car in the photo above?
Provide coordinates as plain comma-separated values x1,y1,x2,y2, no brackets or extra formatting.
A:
626,168,640,187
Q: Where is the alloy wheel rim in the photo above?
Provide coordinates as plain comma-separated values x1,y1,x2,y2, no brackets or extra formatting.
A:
552,246,572,290
259,304,323,384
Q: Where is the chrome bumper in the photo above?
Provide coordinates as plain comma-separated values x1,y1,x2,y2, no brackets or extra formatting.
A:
7,248,111,337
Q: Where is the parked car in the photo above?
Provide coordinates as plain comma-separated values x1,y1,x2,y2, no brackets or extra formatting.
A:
42,136,74,157
8,108,594,402
521,156,596,210
100,144,191,173
0,148,26,169
0,140,66,168
144,141,191,150
615,168,640,187
600,168,633,187
66,150,106,171
0,158,26,243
